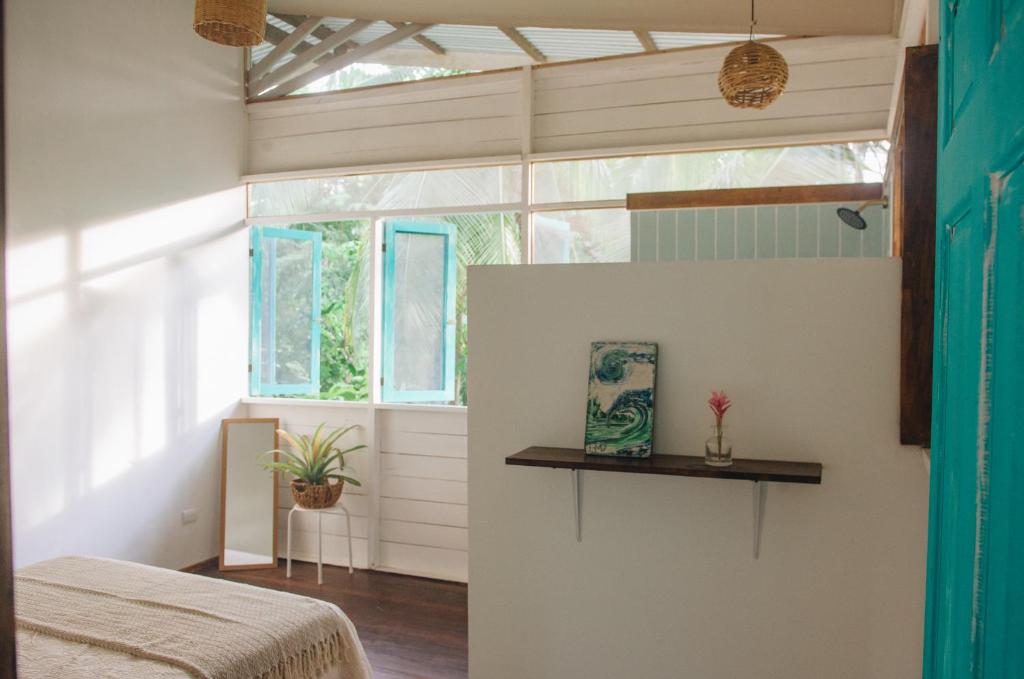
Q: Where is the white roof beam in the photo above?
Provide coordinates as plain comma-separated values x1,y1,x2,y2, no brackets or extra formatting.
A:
251,16,324,80
634,30,659,52
255,22,432,99
388,21,446,54
252,19,374,94
499,27,547,63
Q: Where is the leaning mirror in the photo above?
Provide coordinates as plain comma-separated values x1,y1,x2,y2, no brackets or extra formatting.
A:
220,418,279,570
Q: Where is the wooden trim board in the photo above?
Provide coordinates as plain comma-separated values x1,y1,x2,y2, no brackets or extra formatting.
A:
180,556,220,573
895,44,937,447
627,182,884,211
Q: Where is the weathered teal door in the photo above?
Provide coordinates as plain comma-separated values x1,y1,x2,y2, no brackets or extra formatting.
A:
925,2,1024,677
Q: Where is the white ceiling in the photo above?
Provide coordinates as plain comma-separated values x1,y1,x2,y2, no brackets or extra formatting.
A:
267,0,900,36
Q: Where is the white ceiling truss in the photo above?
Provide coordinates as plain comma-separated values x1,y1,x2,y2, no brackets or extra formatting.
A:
247,13,755,100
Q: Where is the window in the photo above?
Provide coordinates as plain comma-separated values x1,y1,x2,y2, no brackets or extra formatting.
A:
250,221,370,399
533,209,630,264
382,221,457,402
532,142,890,204
249,165,521,218
250,227,322,396
382,213,522,404
248,143,888,404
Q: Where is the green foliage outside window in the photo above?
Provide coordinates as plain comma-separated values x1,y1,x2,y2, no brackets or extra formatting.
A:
289,220,371,401
278,213,519,405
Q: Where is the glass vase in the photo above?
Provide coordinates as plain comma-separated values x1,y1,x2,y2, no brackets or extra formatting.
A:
704,425,733,467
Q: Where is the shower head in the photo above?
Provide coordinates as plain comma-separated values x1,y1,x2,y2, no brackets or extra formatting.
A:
836,197,889,231
837,206,867,230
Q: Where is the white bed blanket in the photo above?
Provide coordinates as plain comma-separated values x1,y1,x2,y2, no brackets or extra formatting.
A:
15,556,372,679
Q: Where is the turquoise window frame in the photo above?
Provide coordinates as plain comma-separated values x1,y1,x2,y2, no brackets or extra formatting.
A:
250,226,323,397
381,220,457,403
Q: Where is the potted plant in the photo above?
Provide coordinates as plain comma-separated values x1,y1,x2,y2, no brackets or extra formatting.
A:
263,423,364,509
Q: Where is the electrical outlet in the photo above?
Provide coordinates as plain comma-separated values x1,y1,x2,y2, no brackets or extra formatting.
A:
181,509,198,525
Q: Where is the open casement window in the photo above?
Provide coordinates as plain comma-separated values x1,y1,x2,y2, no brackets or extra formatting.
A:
382,220,457,403
250,227,322,396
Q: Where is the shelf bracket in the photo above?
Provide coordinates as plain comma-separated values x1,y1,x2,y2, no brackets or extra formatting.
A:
752,481,767,558
571,469,582,542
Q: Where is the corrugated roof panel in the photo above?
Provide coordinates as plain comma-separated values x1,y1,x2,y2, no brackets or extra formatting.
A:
257,15,781,71
422,24,523,55
650,32,774,49
517,27,645,59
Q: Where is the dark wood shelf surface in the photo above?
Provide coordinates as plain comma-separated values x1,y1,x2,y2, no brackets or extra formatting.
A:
506,447,822,485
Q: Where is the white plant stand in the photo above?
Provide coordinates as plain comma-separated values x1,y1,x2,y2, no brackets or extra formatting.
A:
286,502,354,585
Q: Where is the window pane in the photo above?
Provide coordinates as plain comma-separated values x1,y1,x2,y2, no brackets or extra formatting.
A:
252,221,370,401
532,142,890,203
266,236,316,386
446,213,521,405
533,209,630,264
384,213,520,406
297,63,479,95
249,166,521,217
392,232,447,392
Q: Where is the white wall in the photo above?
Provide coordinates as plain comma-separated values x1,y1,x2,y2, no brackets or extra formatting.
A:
468,260,928,678
245,35,896,175
5,0,247,569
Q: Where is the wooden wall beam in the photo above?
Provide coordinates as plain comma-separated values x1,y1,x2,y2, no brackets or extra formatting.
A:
897,44,937,447
627,182,884,211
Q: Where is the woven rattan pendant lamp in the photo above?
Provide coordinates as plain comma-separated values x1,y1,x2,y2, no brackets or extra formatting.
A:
718,0,789,109
194,0,268,47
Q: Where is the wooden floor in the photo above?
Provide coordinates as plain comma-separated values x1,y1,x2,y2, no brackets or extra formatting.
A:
198,560,467,679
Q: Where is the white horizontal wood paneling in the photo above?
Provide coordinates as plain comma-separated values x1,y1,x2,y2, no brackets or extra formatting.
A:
531,36,897,154
244,402,469,582
376,542,468,582
247,403,374,569
247,72,523,173
245,36,898,176
377,408,468,582
380,497,468,528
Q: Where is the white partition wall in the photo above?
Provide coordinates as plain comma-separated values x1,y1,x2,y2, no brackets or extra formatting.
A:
468,260,927,678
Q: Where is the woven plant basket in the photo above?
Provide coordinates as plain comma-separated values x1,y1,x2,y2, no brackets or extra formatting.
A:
194,0,268,47
717,41,789,109
291,480,344,509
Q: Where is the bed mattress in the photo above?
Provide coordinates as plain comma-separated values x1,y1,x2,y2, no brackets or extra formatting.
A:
15,556,372,679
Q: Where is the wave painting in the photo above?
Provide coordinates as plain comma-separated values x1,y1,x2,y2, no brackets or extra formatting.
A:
584,341,658,457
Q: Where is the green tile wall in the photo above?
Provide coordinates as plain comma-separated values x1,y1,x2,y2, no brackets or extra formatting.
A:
630,201,890,263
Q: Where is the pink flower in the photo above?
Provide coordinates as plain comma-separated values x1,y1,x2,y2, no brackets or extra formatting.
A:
708,390,732,426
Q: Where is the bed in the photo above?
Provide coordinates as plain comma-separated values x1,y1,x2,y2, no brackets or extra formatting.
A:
14,556,372,679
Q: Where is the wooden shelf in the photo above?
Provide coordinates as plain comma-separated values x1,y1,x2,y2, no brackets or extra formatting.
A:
506,447,822,485
506,446,823,556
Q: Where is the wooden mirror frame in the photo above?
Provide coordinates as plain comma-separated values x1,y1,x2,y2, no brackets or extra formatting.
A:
219,418,279,572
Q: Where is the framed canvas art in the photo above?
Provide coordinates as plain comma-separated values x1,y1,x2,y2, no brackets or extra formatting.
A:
584,341,657,457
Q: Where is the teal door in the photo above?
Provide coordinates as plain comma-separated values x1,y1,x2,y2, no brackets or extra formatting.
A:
925,2,1024,677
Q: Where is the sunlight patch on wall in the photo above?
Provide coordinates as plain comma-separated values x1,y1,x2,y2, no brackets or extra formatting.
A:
139,315,167,460
7,234,68,299
195,292,244,423
79,188,244,273
7,291,68,352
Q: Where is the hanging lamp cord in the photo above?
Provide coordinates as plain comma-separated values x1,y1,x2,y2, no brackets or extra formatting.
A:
749,0,757,41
